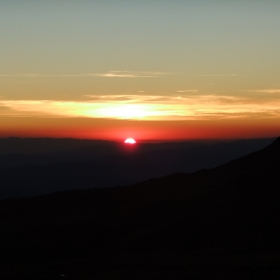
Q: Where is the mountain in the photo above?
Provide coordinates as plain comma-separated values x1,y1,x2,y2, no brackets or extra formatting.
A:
0,138,280,279
0,137,274,200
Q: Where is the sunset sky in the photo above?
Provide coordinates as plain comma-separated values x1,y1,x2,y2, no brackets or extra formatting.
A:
1,0,280,140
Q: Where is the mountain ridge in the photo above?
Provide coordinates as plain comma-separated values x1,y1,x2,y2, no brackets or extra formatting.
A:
0,137,274,200
0,137,280,279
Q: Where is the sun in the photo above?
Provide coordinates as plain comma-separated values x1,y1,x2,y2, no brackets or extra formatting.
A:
124,138,136,144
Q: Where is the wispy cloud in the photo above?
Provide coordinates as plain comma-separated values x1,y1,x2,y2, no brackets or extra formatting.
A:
1,72,238,79
87,70,167,78
177,89,198,93
246,89,280,94
96,73,156,78
1,94,280,120
0,71,167,78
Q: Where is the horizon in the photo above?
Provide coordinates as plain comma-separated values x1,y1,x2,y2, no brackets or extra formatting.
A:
0,135,275,201
0,135,278,143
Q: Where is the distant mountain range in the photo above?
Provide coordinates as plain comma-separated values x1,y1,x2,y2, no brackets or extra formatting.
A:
0,137,274,199
0,137,280,279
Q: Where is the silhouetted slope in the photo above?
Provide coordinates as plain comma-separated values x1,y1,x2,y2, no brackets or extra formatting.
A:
0,137,274,199
0,138,280,279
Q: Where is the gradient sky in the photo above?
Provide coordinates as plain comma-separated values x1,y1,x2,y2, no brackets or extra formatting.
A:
1,0,280,140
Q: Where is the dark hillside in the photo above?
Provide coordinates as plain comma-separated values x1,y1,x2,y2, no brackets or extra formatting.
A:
0,138,280,279
0,137,274,199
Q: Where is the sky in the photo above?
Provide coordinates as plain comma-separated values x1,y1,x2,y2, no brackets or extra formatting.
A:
0,0,280,141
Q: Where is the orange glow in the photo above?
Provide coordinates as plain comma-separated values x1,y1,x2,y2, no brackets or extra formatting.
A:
0,95,280,141
0,116,279,141
2,95,280,121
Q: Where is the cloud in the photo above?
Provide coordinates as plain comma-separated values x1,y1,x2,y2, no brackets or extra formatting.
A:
177,90,198,93
96,73,156,78
0,71,167,78
246,89,280,94
1,94,280,121
94,71,170,78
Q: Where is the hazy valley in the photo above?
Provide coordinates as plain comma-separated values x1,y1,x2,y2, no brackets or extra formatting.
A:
0,137,273,200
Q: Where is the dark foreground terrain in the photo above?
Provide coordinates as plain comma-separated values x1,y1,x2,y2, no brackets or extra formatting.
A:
0,137,280,279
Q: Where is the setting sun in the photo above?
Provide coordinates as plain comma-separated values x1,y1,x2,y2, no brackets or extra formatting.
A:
124,138,136,144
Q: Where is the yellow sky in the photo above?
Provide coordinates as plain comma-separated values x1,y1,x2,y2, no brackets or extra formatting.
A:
0,1,280,140
1,92,280,120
